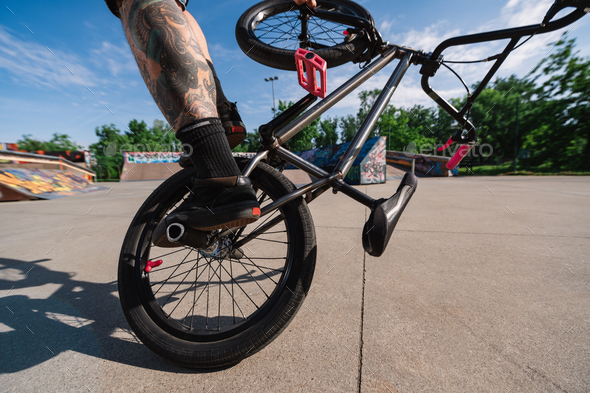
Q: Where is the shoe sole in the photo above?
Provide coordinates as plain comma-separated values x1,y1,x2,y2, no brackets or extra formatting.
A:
197,216,258,231
173,202,261,232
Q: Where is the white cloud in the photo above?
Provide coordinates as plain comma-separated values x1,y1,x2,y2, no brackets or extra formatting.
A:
90,41,137,78
208,42,245,63
0,26,101,89
372,0,574,100
501,0,554,28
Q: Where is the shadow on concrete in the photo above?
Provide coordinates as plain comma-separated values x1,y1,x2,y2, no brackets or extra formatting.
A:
0,257,222,374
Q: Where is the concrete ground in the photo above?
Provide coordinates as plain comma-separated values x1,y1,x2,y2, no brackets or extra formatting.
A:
0,175,589,392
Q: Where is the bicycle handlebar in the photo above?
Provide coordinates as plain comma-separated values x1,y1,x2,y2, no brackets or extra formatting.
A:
428,0,588,62
418,0,588,169
542,0,590,26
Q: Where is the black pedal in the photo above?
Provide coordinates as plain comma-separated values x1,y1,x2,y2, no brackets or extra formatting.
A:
362,173,418,257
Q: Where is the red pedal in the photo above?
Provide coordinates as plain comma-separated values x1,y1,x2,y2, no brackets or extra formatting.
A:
295,48,327,99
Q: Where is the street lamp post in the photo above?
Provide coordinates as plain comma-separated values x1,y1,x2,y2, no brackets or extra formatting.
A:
265,76,279,118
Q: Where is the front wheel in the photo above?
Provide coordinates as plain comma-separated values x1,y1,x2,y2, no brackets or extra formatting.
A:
236,0,372,70
118,160,316,368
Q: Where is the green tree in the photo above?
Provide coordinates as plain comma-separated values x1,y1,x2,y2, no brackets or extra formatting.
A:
276,100,320,152
123,119,182,152
378,105,435,152
317,117,338,147
469,75,537,164
89,119,184,179
352,90,436,151
17,135,47,151
89,123,129,180
525,35,590,170
17,133,82,151
233,130,262,152
339,114,361,143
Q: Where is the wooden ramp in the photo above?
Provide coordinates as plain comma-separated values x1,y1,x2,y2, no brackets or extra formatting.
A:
120,162,181,181
0,168,105,201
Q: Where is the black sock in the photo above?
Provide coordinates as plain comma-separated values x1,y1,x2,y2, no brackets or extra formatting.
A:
206,59,228,106
176,118,240,179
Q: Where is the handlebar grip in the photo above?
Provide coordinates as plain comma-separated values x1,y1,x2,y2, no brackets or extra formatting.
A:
446,145,473,170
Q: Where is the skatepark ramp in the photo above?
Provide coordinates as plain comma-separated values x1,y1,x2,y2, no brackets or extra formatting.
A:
0,150,103,201
120,152,258,181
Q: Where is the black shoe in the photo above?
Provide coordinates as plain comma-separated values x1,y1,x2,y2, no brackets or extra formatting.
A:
218,101,246,149
154,175,260,247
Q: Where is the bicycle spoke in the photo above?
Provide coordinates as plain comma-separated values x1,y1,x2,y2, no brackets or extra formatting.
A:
238,254,282,286
268,30,295,46
235,257,271,299
167,263,208,318
229,258,284,272
312,19,340,46
249,237,288,245
190,264,198,329
251,230,286,235
216,260,260,309
256,8,354,51
230,253,236,324
160,257,202,310
180,261,223,326
148,256,198,273
206,261,211,329
253,208,281,232
233,214,284,249
203,257,248,321
218,258,222,331
151,250,195,296
149,247,192,260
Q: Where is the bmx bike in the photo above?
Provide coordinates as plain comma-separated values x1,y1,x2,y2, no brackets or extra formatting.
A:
118,0,589,368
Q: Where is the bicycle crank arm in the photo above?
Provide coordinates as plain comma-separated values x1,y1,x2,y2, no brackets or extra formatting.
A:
362,173,418,257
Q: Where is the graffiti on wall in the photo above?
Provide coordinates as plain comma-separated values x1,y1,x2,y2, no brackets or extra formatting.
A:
414,156,458,176
125,152,183,164
0,143,20,151
0,169,105,199
360,137,386,184
293,137,386,185
124,152,256,164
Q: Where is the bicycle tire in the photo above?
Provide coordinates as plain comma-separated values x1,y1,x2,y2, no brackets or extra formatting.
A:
236,0,372,71
118,159,316,368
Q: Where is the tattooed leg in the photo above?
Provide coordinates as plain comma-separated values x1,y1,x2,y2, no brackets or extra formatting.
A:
119,0,218,131
184,9,230,106
183,10,212,62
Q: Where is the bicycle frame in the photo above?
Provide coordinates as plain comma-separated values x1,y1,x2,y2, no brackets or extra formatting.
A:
234,1,588,228
245,46,410,214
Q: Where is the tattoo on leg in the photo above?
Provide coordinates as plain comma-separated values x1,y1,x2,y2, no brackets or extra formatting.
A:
120,0,218,130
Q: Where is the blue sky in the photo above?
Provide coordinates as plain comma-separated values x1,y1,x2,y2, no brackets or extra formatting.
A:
1,0,589,148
